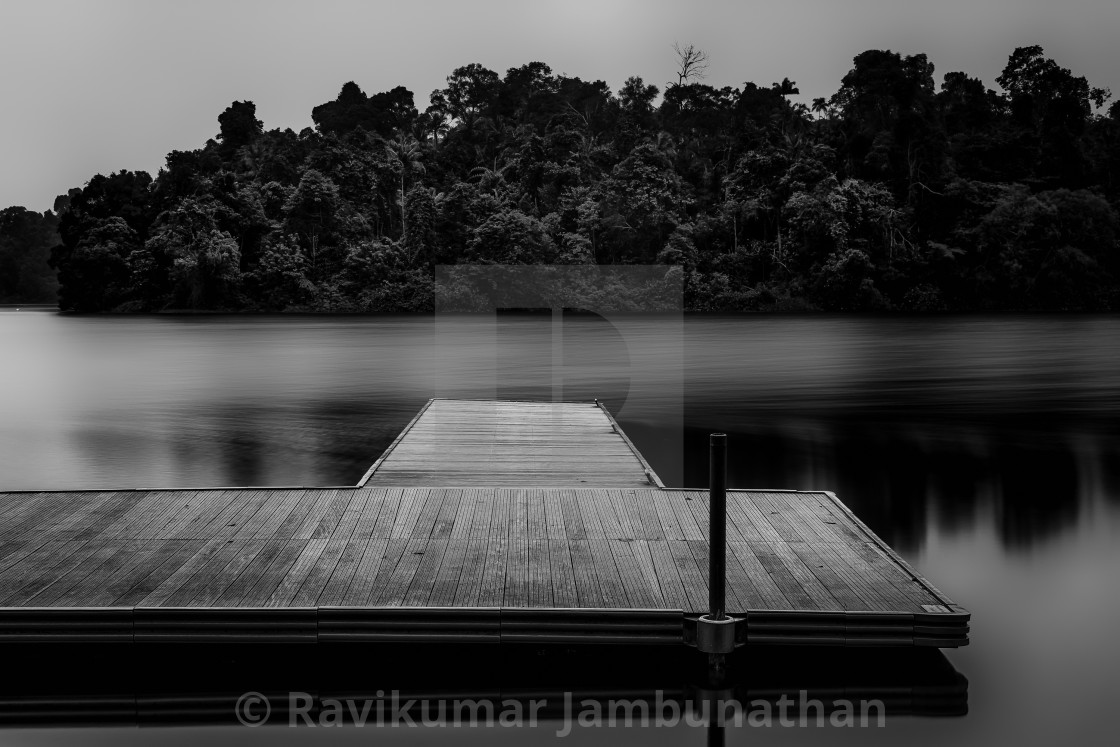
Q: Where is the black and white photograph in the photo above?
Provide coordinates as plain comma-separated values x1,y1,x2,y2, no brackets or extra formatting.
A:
1,0,1119,744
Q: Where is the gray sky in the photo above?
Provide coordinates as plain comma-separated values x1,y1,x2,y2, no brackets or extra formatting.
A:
2,0,1118,213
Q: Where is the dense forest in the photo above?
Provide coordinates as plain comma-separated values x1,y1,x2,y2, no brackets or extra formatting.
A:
5,45,1120,311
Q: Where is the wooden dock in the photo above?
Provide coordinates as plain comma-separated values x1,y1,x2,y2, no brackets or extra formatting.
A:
0,399,968,647
360,399,662,487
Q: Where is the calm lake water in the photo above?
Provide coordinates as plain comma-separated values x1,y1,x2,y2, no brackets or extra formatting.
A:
1,311,1118,745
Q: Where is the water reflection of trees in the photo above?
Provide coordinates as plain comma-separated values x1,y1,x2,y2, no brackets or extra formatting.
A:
678,419,1117,552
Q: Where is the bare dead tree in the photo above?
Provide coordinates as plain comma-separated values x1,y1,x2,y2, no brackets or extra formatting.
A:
673,42,709,85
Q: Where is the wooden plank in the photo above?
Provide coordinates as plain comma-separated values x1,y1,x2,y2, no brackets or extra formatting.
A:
667,493,705,541
645,539,692,611
162,538,264,607
370,489,404,539
576,490,605,539
238,540,307,606
526,489,547,543
26,540,138,607
667,539,708,613
509,489,529,540
652,492,684,540
606,489,638,540
272,489,330,541
290,538,348,606
375,538,426,606
503,537,529,607
0,540,86,604
177,491,243,540
590,488,624,539
51,493,133,539
850,540,941,608
546,539,578,608
609,539,661,608
764,539,845,611
787,541,872,612
230,490,291,540
159,491,238,540
477,530,508,607
587,539,627,608
173,490,233,538
628,539,665,598
77,539,183,606
770,493,836,544
403,538,450,606
451,538,488,607
558,489,586,540
288,490,337,540
330,492,366,543
265,538,329,607
447,488,477,540
196,490,271,543
73,492,150,542
361,539,409,605
137,491,201,540
428,538,468,606
112,539,207,606
340,538,391,605
5,494,91,542
255,489,313,539
815,538,915,612
629,490,663,540
465,489,493,541
408,488,446,541
526,539,552,607
0,539,52,577
568,539,604,608
542,490,564,541
215,540,291,606
430,489,462,539
734,492,788,544
350,490,387,542
389,488,427,539
724,493,765,543
44,541,151,606
311,490,354,540
744,541,816,610
316,538,369,606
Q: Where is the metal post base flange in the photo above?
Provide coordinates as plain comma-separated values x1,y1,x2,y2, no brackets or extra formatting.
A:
696,614,737,654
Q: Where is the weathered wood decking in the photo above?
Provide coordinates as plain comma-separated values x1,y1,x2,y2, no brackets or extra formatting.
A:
0,399,968,647
360,399,662,487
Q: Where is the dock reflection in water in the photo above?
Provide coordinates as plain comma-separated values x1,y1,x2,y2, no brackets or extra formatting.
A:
0,642,966,730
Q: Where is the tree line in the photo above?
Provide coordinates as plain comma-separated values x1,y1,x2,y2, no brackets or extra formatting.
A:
5,45,1120,311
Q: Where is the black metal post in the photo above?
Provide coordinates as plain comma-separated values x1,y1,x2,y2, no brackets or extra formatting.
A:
709,433,727,621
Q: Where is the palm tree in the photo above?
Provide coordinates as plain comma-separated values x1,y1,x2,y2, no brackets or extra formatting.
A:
386,135,425,237
469,158,513,199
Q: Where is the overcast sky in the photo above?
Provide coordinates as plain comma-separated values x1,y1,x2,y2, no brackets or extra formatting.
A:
2,0,1118,213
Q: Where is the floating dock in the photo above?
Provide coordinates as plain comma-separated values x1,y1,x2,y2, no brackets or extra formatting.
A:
0,399,968,647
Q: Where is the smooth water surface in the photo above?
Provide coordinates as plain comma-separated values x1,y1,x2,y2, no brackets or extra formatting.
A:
1,311,1118,746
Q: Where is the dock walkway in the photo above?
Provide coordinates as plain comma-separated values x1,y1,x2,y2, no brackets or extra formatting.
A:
0,399,969,647
360,399,660,487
